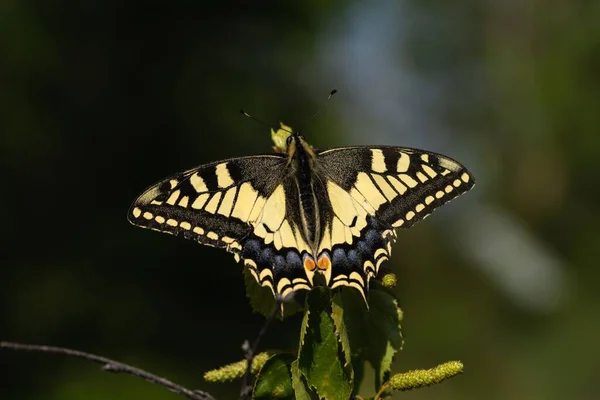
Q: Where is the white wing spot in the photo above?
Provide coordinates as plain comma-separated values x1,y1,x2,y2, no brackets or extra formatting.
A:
190,173,208,192
216,163,234,188
191,193,210,209
178,196,189,208
397,152,410,172
217,187,237,217
422,165,437,178
180,221,191,230
260,268,274,281
374,249,388,259
204,192,222,214
372,174,397,201
166,190,181,205
416,171,428,183
207,231,219,240
370,149,387,173
231,182,259,221
399,174,418,188
387,176,407,194
392,219,405,227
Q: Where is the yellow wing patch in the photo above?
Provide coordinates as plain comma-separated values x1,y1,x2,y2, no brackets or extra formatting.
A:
323,181,369,250
250,184,311,254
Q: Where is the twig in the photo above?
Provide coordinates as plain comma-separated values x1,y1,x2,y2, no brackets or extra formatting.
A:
374,382,390,400
0,341,216,400
239,297,282,400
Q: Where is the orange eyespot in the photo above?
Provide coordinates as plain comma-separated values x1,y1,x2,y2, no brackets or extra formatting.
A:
317,253,331,271
303,255,316,272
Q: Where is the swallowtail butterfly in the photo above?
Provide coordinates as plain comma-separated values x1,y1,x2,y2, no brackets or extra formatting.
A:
128,122,474,303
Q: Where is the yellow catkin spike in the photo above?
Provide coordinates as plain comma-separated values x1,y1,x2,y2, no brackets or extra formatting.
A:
271,123,293,152
388,361,464,391
203,352,271,383
381,273,397,288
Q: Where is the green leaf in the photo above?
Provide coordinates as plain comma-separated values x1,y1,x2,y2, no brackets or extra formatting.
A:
335,288,368,382
298,296,310,349
351,354,365,393
337,285,403,390
298,288,352,400
367,287,403,388
243,266,302,317
291,360,318,400
331,293,354,384
253,354,295,399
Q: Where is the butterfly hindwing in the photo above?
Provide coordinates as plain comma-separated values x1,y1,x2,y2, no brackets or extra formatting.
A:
238,178,315,298
316,146,475,295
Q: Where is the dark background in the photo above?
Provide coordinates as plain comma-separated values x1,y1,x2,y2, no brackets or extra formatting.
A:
2,1,599,399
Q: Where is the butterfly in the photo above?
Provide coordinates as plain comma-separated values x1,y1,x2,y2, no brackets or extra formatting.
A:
128,122,474,303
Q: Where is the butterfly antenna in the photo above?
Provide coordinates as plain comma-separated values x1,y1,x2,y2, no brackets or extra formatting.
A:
240,109,293,134
297,89,337,135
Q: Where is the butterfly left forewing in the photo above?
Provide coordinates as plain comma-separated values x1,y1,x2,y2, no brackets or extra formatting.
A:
128,155,287,255
316,146,475,296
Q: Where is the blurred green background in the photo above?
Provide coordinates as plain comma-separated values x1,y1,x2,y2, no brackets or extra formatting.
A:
2,1,599,399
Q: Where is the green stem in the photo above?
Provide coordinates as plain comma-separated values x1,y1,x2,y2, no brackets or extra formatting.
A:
374,382,390,400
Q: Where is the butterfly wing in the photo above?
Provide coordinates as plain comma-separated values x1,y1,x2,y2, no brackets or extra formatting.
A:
128,154,286,255
316,146,475,298
128,154,313,297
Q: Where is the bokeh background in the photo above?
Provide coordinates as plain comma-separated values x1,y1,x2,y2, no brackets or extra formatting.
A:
2,1,599,399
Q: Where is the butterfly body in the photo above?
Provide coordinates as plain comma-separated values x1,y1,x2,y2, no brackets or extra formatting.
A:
128,124,474,302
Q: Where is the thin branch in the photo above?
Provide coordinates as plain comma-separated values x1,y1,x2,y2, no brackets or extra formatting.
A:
374,382,390,400
239,297,282,400
0,341,216,400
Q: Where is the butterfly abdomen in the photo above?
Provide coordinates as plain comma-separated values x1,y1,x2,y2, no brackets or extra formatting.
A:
294,140,321,245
